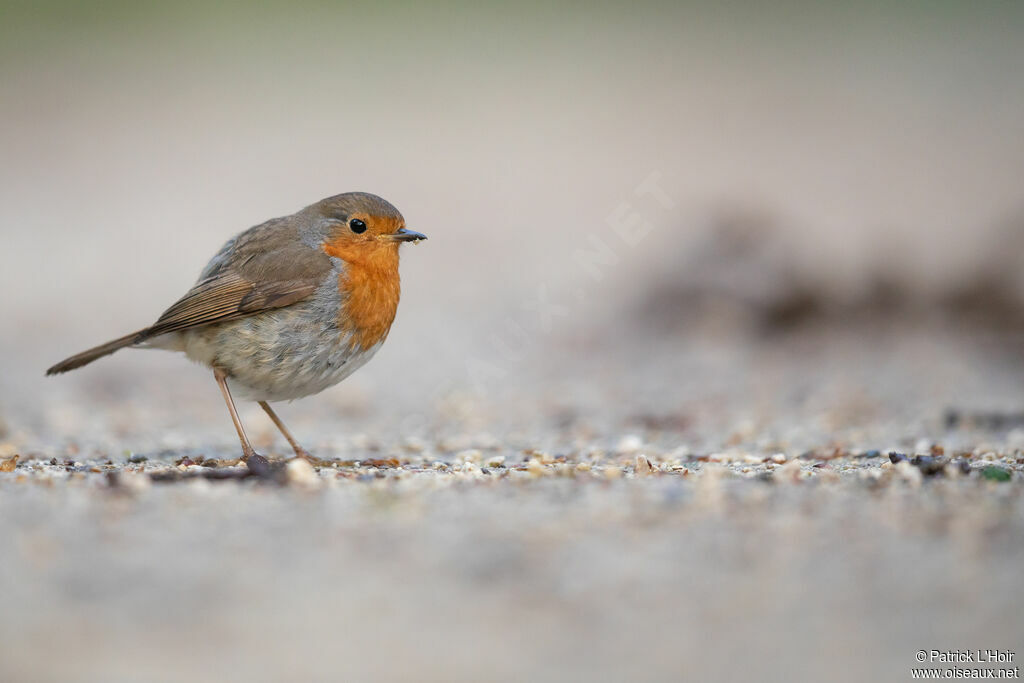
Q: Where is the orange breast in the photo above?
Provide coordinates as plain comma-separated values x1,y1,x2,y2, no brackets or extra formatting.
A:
322,242,402,351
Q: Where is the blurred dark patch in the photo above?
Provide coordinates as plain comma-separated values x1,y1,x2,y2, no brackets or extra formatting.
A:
632,209,1024,337
628,413,692,432
944,409,1024,431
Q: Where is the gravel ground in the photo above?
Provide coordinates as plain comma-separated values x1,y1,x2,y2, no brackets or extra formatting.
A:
2,439,1023,683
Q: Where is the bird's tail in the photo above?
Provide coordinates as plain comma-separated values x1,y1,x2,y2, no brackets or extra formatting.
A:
46,329,149,375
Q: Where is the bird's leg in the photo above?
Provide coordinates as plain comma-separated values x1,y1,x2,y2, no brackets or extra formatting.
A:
258,401,312,460
214,368,257,461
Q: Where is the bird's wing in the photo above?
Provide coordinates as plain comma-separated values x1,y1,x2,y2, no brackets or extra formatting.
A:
139,218,334,340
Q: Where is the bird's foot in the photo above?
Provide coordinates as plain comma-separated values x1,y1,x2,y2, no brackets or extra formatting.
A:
244,452,285,480
290,449,333,469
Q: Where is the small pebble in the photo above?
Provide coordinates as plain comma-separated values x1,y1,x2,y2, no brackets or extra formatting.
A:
285,457,318,487
635,455,655,476
775,460,803,483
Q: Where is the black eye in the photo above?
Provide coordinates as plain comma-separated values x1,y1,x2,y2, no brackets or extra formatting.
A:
349,218,367,234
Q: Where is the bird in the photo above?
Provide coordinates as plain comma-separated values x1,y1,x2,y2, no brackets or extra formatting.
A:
47,191,426,462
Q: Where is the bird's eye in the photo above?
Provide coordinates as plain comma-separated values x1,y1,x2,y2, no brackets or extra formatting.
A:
349,218,367,234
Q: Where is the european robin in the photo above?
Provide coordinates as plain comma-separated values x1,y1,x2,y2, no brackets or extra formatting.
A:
47,192,426,461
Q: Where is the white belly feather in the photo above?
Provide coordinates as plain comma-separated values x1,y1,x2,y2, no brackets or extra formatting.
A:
145,275,384,402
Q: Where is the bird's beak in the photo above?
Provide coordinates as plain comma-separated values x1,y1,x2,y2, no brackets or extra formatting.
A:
384,227,427,243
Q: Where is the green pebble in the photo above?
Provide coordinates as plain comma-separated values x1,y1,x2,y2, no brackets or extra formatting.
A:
980,466,1011,482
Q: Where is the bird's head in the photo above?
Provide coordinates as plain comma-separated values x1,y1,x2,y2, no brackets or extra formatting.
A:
311,192,425,265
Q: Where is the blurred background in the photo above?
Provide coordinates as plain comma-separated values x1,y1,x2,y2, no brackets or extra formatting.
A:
2,0,1024,443
2,2,1024,681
